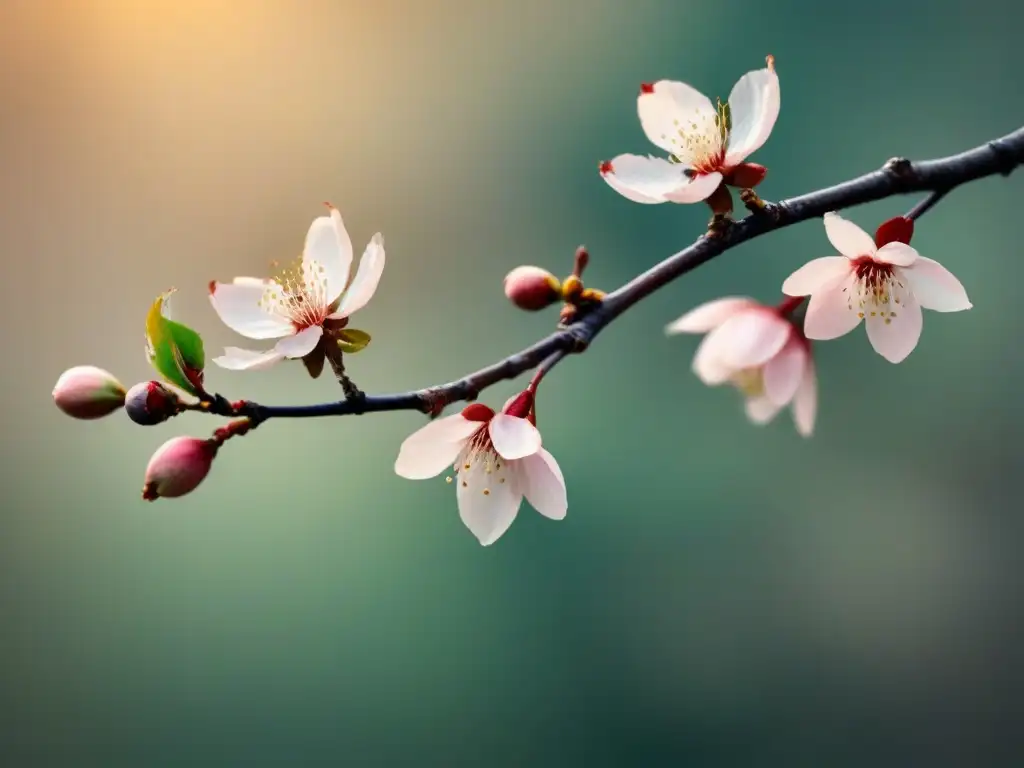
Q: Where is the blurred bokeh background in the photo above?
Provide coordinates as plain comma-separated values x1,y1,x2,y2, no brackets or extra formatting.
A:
3,0,1023,764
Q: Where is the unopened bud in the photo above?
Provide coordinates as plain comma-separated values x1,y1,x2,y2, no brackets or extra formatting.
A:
142,436,218,501
504,266,561,311
53,365,126,420
724,162,768,189
874,215,914,247
125,381,183,426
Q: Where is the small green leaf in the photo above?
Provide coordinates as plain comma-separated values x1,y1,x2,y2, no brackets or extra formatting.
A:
145,289,207,397
336,328,371,354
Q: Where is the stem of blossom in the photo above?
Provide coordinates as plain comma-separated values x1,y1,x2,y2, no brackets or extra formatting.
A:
527,350,567,393
776,295,806,316
211,418,254,445
325,346,365,403
905,188,950,220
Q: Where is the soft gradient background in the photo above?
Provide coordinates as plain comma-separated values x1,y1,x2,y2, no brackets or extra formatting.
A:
3,0,1023,764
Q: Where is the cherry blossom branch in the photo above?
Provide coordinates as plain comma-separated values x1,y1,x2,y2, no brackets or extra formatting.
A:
209,125,1024,425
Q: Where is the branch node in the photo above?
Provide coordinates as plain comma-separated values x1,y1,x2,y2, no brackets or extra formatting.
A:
988,139,1019,176
418,387,449,418
706,213,734,238
883,156,913,178
739,188,774,216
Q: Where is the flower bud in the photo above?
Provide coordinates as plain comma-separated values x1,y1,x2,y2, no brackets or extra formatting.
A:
52,365,126,420
142,436,218,501
503,266,561,311
125,381,183,426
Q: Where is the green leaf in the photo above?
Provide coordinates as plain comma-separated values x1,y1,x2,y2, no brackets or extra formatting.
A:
145,289,207,397
336,328,371,354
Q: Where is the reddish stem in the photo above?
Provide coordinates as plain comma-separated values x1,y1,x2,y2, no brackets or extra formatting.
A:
776,295,806,316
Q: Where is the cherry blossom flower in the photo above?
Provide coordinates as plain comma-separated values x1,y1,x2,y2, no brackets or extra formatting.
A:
666,297,817,436
781,212,972,363
599,56,780,205
208,204,385,371
393,392,567,546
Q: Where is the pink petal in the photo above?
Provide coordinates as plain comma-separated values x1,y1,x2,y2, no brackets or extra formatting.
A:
864,289,923,363
745,395,783,425
823,212,876,259
520,449,567,520
874,242,919,266
457,458,523,546
723,66,781,166
394,415,481,480
665,296,756,334
212,346,284,371
489,414,542,460
781,257,851,297
274,325,323,358
762,338,806,407
209,279,293,340
790,358,817,438
803,274,863,340
331,233,385,319
600,154,718,204
637,80,717,155
711,309,792,369
665,172,723,204
304,206,353,305
903,257,972,312
692,331,736,385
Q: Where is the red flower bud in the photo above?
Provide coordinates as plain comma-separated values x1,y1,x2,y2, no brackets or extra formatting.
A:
874,215,914,247
503,266,561,311
52,365,126,420
723,162,768,189
125,381,183,426
142,436,217,501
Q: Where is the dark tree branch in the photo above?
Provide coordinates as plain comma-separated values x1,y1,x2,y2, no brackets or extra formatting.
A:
220,126,1024,425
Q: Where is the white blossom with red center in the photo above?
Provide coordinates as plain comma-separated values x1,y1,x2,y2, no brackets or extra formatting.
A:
782,212,972,363
393,392,567,546
667,297,817,436
599,57,780,204
208,204,385,371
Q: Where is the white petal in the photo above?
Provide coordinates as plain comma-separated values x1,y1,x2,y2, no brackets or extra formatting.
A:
304,206,353,305
791,357,817,438
457,458,522,546
637,80,716,155
803,273,863,340
601,154,718,204
723,66,781,166
745,395,783,425
520,449,567,521
209,279,293,340
762,338,806,407
394,415,482,480
489,414,542,460
692,331,737,385
904,257,972,312
781,257,851,297
212,346,284,371
330,233,385,319
274,325,323,359
865,288,923,363
665,296,756,334
710,309,792,369
874,242,918,267
823,212,876,259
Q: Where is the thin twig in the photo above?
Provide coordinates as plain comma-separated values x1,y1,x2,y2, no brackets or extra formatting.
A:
219,125,1024,424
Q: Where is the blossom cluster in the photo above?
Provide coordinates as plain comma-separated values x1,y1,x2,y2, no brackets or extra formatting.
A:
53,57,975,547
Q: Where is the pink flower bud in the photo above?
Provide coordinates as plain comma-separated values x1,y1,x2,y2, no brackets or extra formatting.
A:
125,381,183,426
52,365,126,420
142,436,218,501
503,266,561,311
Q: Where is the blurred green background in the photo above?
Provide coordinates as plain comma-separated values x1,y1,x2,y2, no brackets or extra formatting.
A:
3,0,1023,764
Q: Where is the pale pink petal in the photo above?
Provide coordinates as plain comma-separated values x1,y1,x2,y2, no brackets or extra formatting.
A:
865,288,923,363
489,414,542,460
903,257,973,312
394,415,482,480
665,296,756,335
664,172,723,204
874,242,918,267
212,346,284,371
304,206,353,304
823,212,876,259
330,234,385,319
781,257,851,297
519,449,567,520
711,309,791,369
803,273,863,340
723,66,781,166
762,338,806,407
745,395,783,425
791,358,817,438
457,457,523,546
209,279,293,340
637,80,717,155
692,331,736,385
273,325,323,359
600,154,718,204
